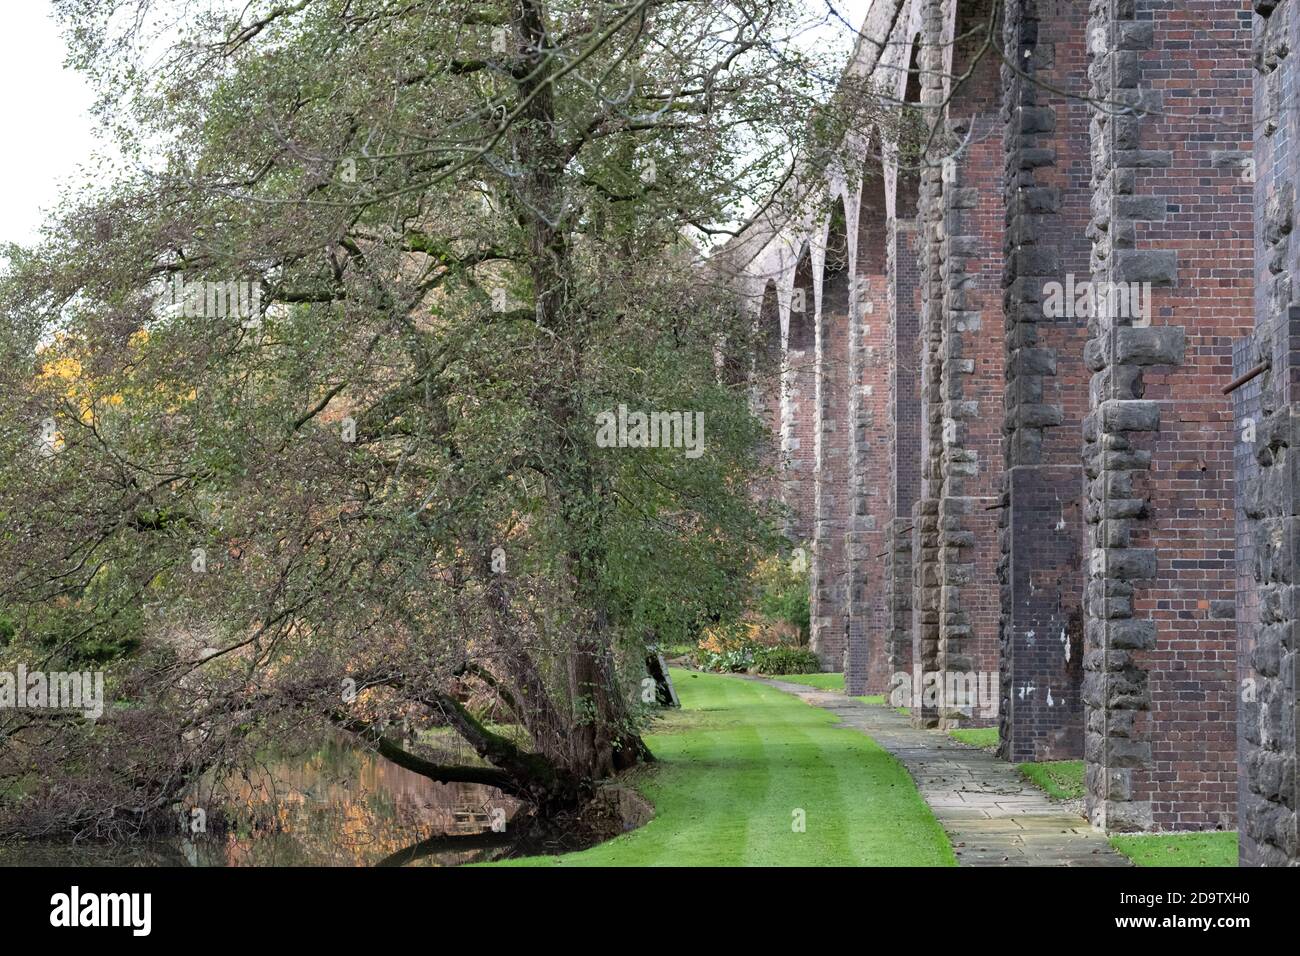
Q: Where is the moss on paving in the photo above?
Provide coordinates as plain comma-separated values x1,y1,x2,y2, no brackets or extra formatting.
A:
1016,760,1085,801
499,670,955,867
949,728,998,749
1109,832,1238,867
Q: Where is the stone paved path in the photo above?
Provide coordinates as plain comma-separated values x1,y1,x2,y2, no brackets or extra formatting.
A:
755,678,1130,867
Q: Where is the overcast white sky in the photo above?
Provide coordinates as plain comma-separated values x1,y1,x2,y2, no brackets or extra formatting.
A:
0,0,875,247
0,3,101,246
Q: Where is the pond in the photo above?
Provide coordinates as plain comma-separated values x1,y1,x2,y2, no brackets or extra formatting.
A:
0,737,529,867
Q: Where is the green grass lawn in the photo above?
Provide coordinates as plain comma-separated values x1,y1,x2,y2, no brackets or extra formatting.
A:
499,670,955,866
949,728,998,749
1109,832,1238,867
1017,760,1085,801
770,672,844,690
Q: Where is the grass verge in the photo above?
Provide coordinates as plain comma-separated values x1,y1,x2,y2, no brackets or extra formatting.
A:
498,670,955,866
1108,832,1238,867
949,728,998,749
768,672,844,691
1017,760,1085,801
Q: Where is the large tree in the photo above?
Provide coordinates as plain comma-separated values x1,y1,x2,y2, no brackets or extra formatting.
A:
0,0,873,840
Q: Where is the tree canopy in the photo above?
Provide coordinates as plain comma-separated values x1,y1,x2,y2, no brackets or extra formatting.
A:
0,0,881,840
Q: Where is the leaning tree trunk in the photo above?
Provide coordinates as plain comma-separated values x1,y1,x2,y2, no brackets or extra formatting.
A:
507,0,653,782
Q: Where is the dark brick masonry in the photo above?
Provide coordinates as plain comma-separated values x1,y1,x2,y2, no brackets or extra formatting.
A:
724,0,1294,862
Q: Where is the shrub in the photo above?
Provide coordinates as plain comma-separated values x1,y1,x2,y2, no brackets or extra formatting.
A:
693,634,821,676
691,548,815,673
753,554,809,645
694,646,756,673
694,621,759,672
751,646,821,675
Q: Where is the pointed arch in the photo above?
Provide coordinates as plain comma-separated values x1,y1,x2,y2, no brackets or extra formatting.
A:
755,280,782,437
788,244,815,352
756,280,781,381
781,244,817,547
897,37,923,222
809,197,853,670
742,279,784,509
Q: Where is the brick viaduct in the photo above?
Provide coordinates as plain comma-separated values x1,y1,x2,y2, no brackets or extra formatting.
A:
718,0,1297,863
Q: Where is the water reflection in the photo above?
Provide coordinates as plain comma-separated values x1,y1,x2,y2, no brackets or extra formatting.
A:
0,738,523,867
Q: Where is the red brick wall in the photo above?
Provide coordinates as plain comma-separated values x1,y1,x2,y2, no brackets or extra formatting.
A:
1083,0,1252,832
848,179,895,693
998,0,1091,761
813,211,853,669
933,1,1005,726
887,210,923,687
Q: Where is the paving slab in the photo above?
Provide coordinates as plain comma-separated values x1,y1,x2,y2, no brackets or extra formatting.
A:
751,677,1130,867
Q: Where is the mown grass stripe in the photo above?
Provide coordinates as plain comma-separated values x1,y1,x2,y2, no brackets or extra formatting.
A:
497,670,953,867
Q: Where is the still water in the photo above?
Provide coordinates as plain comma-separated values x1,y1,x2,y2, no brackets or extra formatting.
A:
0,738,525,867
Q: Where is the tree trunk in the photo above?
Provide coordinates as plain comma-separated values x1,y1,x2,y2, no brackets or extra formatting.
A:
506,0,654,783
